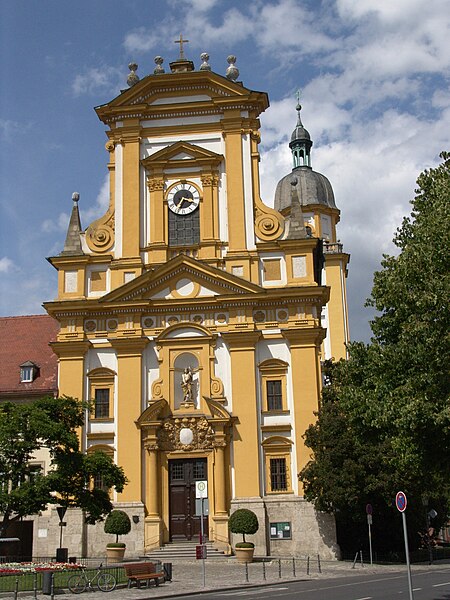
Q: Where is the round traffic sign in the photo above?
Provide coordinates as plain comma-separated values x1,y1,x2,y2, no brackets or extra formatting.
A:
396,491,407,512
366,503,373,515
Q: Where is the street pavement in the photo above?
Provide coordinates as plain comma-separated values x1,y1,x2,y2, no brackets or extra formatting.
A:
6,558,450,599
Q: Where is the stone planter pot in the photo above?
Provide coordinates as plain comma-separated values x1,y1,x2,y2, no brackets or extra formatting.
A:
106,546,125,563
234,546,255,563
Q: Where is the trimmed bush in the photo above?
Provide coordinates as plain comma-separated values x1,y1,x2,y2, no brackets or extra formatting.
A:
104,510,131,545
229,508,259,548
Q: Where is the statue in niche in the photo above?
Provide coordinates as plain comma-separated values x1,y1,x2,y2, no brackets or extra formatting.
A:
181,367,193,405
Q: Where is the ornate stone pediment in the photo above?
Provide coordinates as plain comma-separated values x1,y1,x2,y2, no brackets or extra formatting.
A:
158,416,216,452
100,253,263,304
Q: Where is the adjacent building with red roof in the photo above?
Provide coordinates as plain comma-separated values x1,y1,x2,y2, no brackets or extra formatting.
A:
0,315,59,402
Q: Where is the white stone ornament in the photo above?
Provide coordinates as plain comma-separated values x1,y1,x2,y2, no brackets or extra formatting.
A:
226,55,239,81
179,427,194,445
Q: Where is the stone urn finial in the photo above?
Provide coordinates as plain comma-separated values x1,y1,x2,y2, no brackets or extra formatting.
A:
127,63,139,87
226,55,239,81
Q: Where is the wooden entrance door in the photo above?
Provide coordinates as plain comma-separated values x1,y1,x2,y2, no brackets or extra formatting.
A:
169,458,208,540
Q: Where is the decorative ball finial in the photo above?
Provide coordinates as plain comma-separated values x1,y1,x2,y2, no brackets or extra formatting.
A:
127,62,139,87
72,192,80,203
154,56,165,74
200,52,211,71
226,55,239,81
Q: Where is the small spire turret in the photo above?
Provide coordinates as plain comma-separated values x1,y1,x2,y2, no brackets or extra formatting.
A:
60,192,84,256
289,90,313,168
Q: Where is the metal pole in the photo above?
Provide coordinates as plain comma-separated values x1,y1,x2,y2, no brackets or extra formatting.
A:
402,512,414,600
262,560,266,580
278,559,282,578
33,572,38,599
368,520,373,566
307,555,310,575
292,557,296,577
200,497,206,587
317,554,322,574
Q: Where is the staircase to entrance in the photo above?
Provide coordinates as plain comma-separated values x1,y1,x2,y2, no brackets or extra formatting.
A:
144,539,229,561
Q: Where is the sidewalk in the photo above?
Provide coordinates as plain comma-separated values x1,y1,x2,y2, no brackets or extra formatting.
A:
8,557,446,600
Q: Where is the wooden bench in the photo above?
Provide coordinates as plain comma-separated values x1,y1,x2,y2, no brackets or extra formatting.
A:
124,562,165,589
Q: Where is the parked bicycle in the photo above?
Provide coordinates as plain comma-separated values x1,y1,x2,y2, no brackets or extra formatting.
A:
67,563,116,593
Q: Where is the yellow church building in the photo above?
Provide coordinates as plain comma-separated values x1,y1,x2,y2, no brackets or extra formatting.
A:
43,48,349,558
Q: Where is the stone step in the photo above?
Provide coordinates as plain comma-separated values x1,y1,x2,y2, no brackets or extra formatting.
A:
144,541,229,561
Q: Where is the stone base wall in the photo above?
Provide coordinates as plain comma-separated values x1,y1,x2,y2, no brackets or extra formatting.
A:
33,503,146,559
230,496,340,560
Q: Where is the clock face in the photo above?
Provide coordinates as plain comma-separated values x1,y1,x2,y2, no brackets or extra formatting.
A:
167,183,200,215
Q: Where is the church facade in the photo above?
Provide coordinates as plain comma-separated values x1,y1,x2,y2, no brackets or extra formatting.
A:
43,50,349,558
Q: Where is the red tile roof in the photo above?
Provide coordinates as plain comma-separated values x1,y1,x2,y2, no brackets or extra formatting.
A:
0,315,59,398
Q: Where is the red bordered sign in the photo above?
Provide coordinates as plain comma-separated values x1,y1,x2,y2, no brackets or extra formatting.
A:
396,491,407,512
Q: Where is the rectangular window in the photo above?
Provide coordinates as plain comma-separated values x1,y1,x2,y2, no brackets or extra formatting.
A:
94,388,110,419
270,458,287,492
20,366,34,382
93,473,109,492
266,380,283,411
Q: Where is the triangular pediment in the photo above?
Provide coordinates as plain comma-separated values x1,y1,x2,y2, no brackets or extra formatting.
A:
100,255,263,305
95,70,269,124
141,141,223,171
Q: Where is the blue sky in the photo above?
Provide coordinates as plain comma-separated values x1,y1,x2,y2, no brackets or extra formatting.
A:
0,0,448,343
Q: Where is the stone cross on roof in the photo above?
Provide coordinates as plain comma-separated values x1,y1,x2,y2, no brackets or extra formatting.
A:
174,34,189,60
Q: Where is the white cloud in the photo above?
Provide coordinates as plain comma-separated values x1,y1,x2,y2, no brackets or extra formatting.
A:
40,175,109,237
124,28,163,54
80,175,110,224
0,119,32,141
0,257,14,273
72,66,124,97
42,212,70,234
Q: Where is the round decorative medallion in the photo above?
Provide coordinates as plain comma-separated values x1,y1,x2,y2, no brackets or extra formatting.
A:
216,313,227,324
175,278,195,296
193,315,204,324
167,316,179,325
253,310,265,323
143,317,154,328
107,319,118,330
85,320,96,332
179,428,194,446
277,310,288,321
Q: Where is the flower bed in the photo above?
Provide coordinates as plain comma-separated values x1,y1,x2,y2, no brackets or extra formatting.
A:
0,562,81,576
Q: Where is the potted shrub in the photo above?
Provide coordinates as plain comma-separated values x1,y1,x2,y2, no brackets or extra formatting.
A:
229,508,259,563
104,510,131,563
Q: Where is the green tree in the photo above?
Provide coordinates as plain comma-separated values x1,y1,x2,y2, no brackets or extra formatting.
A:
0,396,127,537
300,153,450,553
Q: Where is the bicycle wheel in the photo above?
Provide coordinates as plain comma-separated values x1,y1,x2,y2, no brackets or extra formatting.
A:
97,572,117,592
67,573,87,594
